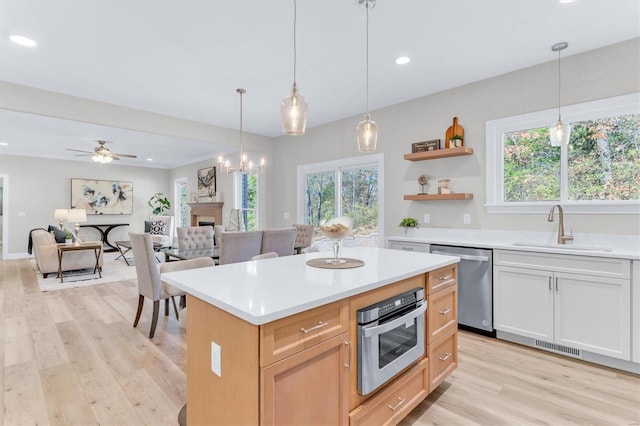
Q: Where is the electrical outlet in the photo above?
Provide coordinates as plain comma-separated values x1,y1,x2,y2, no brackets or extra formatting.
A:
463,214,471,225
18,211,26,217
283,212,290,220
423,213,430,224
211,341,222,377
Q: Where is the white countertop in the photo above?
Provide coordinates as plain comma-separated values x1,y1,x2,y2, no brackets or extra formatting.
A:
162,247,458,325
387,228,640,260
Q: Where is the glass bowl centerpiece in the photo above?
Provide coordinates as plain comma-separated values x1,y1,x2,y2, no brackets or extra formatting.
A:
319,216,353,264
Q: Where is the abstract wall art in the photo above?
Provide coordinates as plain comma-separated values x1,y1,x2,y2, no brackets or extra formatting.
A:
71,178,133,215
197,166,216,198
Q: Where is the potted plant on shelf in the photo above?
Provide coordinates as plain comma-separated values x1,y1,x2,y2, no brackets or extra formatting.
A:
399,218,419,236
148,192,171,215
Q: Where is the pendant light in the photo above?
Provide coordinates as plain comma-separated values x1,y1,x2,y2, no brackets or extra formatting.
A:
357,0,377,152
281,0,308,135
218,89,265,174
549,42,570,147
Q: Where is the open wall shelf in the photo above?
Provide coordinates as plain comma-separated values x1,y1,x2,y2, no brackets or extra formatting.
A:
404,146,474,161
403,193,474,201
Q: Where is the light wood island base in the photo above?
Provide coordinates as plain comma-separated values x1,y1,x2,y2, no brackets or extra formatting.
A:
185,266,458,425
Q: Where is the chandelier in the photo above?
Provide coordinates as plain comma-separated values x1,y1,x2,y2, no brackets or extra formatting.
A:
218,88,265,174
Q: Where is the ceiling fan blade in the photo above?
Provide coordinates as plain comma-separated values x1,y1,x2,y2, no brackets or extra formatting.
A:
66,148,92,154
113,153,137,158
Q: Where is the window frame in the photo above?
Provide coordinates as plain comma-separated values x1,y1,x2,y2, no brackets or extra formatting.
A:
485,93,640,215
234,170,260,230
297,153,385,246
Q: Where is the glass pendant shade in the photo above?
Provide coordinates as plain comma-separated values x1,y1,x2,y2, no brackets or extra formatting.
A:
549,119,571,147
281,83,308,135
357,113,378,152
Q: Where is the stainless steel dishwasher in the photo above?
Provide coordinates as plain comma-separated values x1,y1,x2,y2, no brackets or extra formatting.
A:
430,245,494,336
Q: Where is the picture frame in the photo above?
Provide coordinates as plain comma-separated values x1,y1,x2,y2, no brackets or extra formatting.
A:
412,139,440,153
197,166,216,198
71,178,133,215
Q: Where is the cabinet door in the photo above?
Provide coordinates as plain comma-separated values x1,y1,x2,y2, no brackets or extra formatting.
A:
494,266,554,341
261,333,350,426
554,272,631,360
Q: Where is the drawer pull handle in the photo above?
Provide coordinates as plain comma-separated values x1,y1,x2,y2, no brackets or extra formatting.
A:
344,341,352,370
300,321,328,334
439,352,452,362
402,247,414,251
439,307,452,315
387,397,406,411
439,274,452,281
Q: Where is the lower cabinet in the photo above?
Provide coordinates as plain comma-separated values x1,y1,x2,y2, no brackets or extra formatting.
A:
494,251,632,360
262,332,350,426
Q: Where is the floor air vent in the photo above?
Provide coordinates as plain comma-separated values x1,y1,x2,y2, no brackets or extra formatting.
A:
534,340,582,358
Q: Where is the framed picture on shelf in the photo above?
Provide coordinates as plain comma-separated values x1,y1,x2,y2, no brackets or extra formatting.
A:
412,139,440,153
197,166,216,198
71,178,133,215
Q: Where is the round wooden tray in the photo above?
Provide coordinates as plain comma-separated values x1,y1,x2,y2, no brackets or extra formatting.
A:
306,258,365,269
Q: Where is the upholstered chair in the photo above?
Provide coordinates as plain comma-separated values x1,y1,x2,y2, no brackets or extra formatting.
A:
261,228,297,257
292,224,314,250
250,252,279,260
302,246,319,254
218,230,263,265
148,215,174,248
213,225,225,247
176,226,214,250
130,232,212,338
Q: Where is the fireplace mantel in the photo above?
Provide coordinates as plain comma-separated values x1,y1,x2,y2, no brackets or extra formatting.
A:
187,202,224,227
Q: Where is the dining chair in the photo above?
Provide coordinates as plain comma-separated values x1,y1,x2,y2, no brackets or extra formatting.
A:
292,224,314,250
130,232,212,338
302,246,319,254
214,225,225,247
251,252,279,260
176,226,214,250
218,230,263,265
261,228,297,257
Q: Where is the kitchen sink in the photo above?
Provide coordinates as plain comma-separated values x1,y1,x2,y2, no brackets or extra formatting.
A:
511,242,612,252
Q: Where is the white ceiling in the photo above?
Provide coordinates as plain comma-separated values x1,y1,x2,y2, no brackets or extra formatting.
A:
0,0,638,168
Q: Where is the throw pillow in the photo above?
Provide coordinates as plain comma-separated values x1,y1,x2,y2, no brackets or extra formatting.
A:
144,220,152,233
48,225,75,242
149,221,166,235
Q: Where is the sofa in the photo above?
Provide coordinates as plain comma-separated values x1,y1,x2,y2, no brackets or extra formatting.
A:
31,229,104,278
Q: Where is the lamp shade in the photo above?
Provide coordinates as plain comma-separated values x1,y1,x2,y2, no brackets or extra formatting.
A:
281,83,308,135
357,113,378,152
549,120,571,147
54,209,68,221
67,208,87,223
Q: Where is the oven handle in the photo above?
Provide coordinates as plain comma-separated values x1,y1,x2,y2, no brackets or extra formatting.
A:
362,302,427,338
431,251,489,262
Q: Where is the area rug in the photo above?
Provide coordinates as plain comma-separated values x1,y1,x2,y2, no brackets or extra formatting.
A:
36,251,140,292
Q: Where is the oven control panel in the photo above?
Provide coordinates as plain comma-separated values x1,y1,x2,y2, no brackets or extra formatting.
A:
357,287,425,324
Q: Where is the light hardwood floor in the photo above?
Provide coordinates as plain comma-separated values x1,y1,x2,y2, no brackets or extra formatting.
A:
1,257,639,425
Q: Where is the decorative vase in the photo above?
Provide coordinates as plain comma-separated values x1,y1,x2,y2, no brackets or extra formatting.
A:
404,227,415,237
65,238,73,245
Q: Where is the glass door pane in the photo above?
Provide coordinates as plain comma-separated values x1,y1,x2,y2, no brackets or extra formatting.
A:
304,171,335,229
341,167,378,242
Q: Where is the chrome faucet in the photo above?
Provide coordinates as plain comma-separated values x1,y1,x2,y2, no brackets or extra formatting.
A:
547,205,574,244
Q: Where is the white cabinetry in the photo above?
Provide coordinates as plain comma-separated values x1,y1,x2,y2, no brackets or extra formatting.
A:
387,240,430,253
494,250,631,361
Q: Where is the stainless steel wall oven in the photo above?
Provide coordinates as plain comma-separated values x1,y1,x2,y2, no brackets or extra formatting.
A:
357,287,426,395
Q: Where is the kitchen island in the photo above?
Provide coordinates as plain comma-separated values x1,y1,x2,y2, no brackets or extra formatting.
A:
163,247,459,425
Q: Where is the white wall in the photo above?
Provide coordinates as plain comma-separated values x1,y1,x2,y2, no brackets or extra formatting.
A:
268,38,640,237
0,155,170,257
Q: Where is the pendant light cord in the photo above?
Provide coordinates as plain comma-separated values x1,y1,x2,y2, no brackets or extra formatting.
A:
365,0,370,113
293,0,297,84
239,89,244,157
557,47,561,121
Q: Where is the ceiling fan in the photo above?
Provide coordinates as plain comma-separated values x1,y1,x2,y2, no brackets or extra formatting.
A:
66,140,137,163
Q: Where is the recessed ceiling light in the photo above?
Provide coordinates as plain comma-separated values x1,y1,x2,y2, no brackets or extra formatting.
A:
9,34,37,47
395,56,411,65
0,142,8,146
146,158,153,161
559,0,575,3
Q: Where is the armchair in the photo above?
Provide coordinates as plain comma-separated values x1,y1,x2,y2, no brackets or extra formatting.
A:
148,215,174,248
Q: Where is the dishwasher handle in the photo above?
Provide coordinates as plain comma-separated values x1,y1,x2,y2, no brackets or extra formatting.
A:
431,251,490,262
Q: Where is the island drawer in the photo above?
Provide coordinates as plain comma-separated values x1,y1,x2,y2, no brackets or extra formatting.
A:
261,299,350,366
348,358,428,426
427,327,457,393
427,284,457,342
426,264,457,294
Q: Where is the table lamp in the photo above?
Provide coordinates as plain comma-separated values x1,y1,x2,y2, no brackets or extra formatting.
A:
54,209,68,229
67,208,87,240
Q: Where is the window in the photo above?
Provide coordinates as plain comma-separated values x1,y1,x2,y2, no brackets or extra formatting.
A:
486,93,639,214
298,154,384,247
234,171,259,230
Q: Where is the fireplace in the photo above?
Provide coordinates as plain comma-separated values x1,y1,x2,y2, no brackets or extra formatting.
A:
187,202,223,228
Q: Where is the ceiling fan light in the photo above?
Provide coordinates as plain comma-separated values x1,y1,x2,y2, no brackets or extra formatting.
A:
282,83,308,135
357,113,378,152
